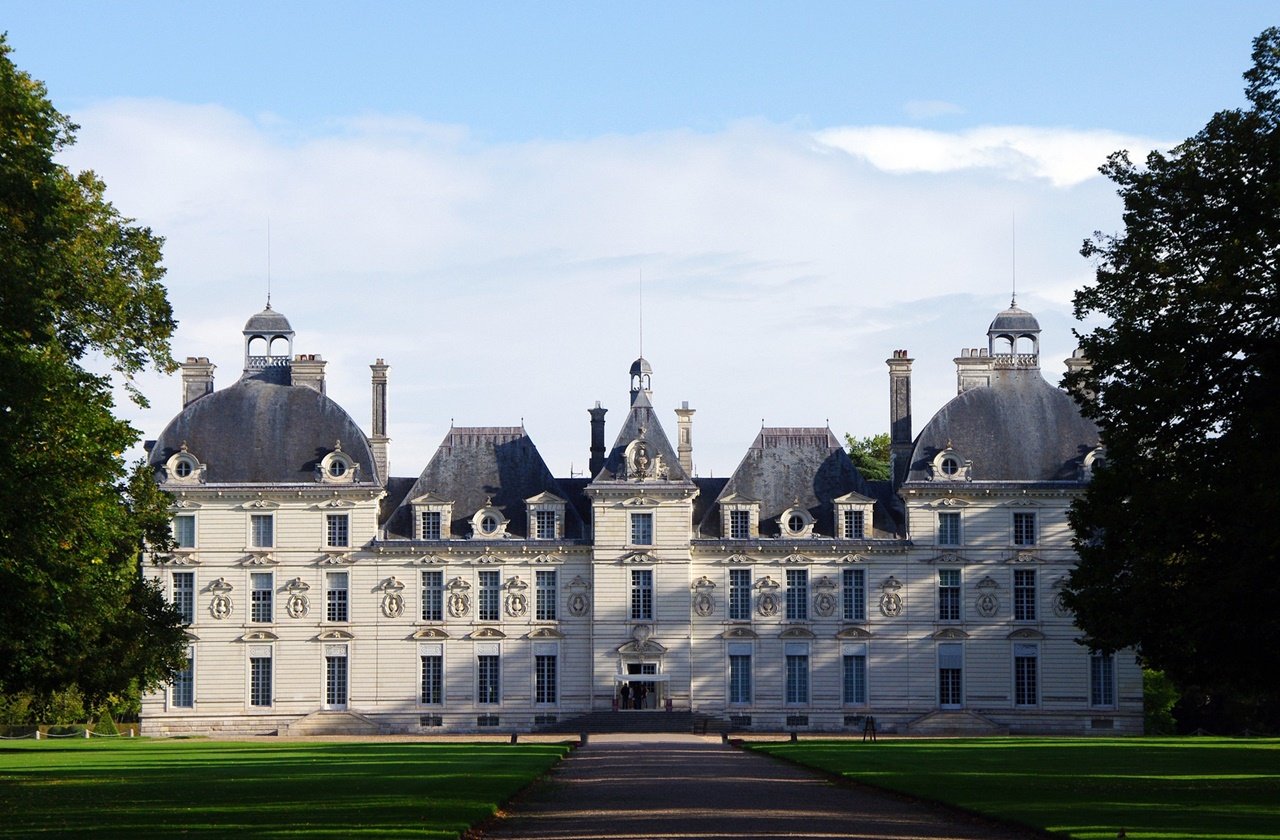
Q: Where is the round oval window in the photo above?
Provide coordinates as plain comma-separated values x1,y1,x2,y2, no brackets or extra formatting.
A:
788,514,804,533
481,515,498,534
329,459,347,477
941,457,959,475
175,459,193,478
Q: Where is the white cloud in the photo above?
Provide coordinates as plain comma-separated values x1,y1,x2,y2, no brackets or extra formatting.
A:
815,125,1170,187
63,103,1133,477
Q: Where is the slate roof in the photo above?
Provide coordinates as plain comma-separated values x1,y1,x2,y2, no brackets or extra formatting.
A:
988,304,1041,335
591,388,691,483
384,427,586,539
149,377,378,484
698,428,892,537
907,368,1099,483
244,306,293,335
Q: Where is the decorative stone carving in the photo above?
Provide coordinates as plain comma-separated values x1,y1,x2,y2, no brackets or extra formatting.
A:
380,576,406,618
976,593,1000,617
567,575,591,617
1053,592,1070,617
284,577,310,619
813,576,838,617
446,575,471,617
691,575,716,617
210,594,232,620
878,575,903,617
754,575,780,617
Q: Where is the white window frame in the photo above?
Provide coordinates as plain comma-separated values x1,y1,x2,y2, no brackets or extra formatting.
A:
171,647,195,709
533,642,558,705
1013,642,1039,707
535,570,557,621
172,513,196,549
325,513,350,548
248,647,273,708
420,510,443,540
728,568,752,621
1090,651,1117,708
476,643,501,705
842,642,867,706
727,641,752,705
938,511,962,546
842,568,866,622
1013,511,1038,546
326,571,349,622
249,571,274,624
630,512,654,546
938,568,962,621
478,570,501,622
420,643,444,706
249,513,274,549
421,570,444,621
728,509,751,540
1013,568,1037,621
784,642,810,705
631,569,654,620
172,571,195,625
842,509,866,540
786,569,809,621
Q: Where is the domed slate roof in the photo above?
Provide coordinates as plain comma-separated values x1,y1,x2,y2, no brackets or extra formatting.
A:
244,305,293,335
988,304,1041,335
149,378,377,484
629,356,653,376
908,370,1098,483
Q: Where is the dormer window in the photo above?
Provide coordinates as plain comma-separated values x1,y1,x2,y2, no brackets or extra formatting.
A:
470,502,509,540
166,446,204,484
719,494,760,540
525,491,567,541
931,447,971,481
410,493,453,541
833,492,875,540
319,443,356,484
778,505,815,539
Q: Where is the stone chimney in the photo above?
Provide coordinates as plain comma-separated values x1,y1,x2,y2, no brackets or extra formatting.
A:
886,350,914,489
674,401,695,476
588,402,608,476
291,354,327,394
370,359,390,483
954,347,994,394
180,357,216,407
1064,348,1094,401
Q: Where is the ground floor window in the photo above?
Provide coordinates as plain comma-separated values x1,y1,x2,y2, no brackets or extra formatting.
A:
842,645,867,705
728,643,752,704
421,654,443,705
1090,651,1116,707
249,649,272,707
535,654,557,704
477,652,500,705
938,642,963,708
784,643,809,704
1014,643,1039,707
172,650,194,708
325,646,348,709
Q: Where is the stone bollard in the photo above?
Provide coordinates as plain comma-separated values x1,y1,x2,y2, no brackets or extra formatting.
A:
789,731,798,743
580,731,589,746
510,732,518,744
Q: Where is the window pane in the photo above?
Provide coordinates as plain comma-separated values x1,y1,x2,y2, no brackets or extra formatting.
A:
536,570,557,620
421,571,443,621
173,515,195,549
421,654,443,704
1014,646,1038,706
535,654,557,704
420,511,442,540
172,572,194,625
843,654,866,704
326,572,348,622
250,514,273,548
326,514,349,547
1014,512,1037,546
938,512,960,546
729,509,750,539
534,510,556,539
250,573,273,623
1014,569,1036,621
786,570,808,620
842,568,866,621
729,569,751,620
729,654,752,704
326,656,348,706
479,570,500,621
250,656,272,707
631,513,653,546
938,569,961,621
631,569,653,620
477,655,500,704
1091,652,1116,706
785,654,809,704
172,653,194,708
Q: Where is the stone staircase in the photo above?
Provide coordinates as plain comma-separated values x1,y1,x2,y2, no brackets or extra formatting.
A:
539,710,728,735
905,709,1008,736
280,710,385,737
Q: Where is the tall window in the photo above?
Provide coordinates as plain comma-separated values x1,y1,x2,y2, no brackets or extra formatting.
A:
325,649,348,708
728,510,750,539
784,644,809,704
421,653,443,705
842,509,865,540
420,511,442,540
938,568,961,621
842,568,866,621
631,569,653,620
938,643,963,707
326,513,349,548
536,570,557,620
1014,643,1039,706
786,569,809,620
1013,512,1037,546
728,569,752,621
534,510,556,539
172,571,195,625
172,651,194,708
250,514,273,548
477,655,500,704
535,654,557,704
938,512,961,546
421,570,443,621
173,514,195,549
843,647,867,705
478,570,501,621
250,572,273,623
630,513,653,546
249,652,272,707
1090,651,1116,707
1014,569,1037,621
728,646,752,704
326,571,349,622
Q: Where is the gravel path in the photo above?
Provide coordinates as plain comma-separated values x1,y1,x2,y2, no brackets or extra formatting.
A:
477,733,1046,840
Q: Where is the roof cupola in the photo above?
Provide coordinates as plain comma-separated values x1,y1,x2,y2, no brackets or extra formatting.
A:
987,298,1040,369
243,303,294,382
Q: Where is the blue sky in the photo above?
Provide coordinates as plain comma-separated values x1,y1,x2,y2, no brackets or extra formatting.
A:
4,3,1277,476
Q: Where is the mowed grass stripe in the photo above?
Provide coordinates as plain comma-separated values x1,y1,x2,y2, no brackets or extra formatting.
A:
750,737,1280,840
0,740,571,839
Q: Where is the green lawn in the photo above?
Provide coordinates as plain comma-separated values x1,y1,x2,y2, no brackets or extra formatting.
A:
750,737,1280,840
0,739,571,839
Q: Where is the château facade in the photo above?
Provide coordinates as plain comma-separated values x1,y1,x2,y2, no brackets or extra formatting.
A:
140,302,1141,735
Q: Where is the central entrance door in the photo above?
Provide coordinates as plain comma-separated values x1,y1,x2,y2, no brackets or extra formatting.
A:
618,663,664,710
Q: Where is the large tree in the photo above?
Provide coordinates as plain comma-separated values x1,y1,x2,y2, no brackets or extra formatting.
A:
1065,28,1280,725
844,432,891,482
0,34,187,712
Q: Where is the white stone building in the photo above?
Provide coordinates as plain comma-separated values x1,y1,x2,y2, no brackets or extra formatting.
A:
140,302,1141,735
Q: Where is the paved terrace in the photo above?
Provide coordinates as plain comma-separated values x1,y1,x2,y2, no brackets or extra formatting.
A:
477,733,1046,840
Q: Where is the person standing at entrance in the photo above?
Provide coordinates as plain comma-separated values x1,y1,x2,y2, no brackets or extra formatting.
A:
619,683,630,710
635,682,647,710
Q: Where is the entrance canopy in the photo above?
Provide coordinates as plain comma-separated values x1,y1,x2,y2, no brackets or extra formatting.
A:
612,673,669,683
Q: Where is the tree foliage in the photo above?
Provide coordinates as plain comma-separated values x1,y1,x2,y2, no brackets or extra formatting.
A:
1064,28,1280,721
845,432,891,482
0,34,186,710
